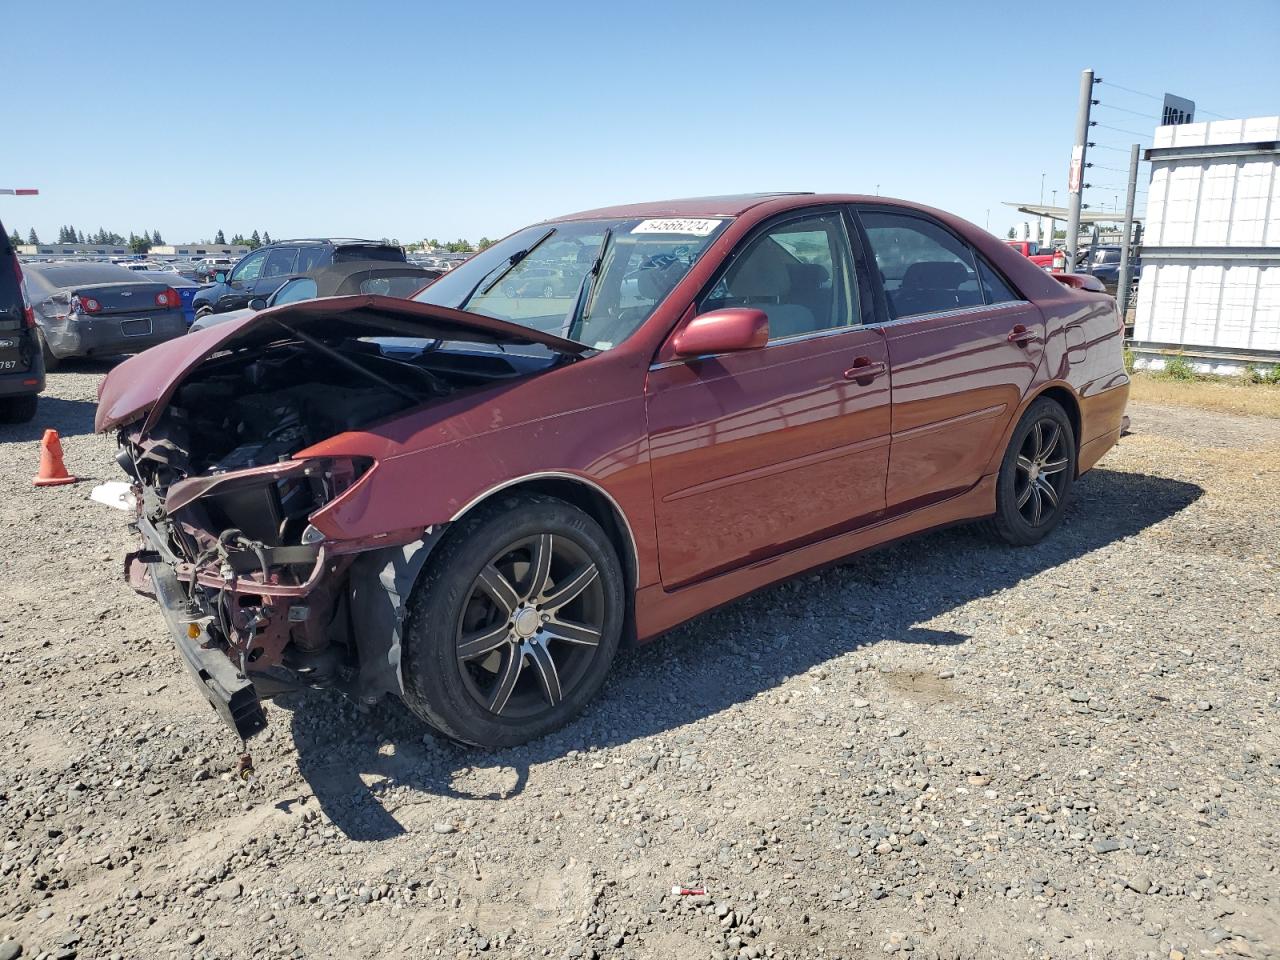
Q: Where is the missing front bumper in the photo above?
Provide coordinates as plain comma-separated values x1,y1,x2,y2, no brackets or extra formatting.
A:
147,558,267,740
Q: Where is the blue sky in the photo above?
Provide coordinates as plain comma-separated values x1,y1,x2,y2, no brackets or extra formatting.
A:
5,0,1278,245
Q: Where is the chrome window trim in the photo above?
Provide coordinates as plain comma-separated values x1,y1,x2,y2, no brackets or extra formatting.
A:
448,471,639,573
862,298,1031,329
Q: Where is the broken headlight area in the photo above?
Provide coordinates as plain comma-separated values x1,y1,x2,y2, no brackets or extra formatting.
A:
126,455,376,689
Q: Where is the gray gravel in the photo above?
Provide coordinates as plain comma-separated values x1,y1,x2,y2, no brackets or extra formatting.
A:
0,365,1277,960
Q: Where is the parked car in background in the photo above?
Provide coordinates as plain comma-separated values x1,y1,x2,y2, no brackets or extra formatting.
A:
165,274,203,325
188,260,440,332
1004,239,1056,271
501,265,584,298
99,193,1130,749
194,258,235,282
1082,245,1138,297
24,262,187,369
0,219,44,423
191,239,407,320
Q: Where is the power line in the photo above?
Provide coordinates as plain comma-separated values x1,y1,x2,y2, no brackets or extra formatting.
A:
1093,121,1152,139
1097,78,1232,120
1095,102,1159,120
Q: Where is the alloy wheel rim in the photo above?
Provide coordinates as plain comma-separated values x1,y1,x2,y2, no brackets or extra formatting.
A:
454,534,604,720
1014,418,1070,526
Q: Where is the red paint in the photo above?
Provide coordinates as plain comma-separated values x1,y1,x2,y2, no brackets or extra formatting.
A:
101,194,1129,645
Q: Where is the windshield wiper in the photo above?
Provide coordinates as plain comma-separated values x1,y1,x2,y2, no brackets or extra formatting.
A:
564,228,613,343
458,227,555,311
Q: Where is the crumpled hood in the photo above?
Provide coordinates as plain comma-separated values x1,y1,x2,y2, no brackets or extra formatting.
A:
94,294,590,433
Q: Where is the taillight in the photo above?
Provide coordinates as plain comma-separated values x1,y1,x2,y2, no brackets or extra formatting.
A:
75,295,102,314
156,287,180,308
10,257,34,327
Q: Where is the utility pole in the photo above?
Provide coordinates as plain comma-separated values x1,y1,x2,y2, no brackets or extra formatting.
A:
1064,67,1096,274
1117,142,1141,317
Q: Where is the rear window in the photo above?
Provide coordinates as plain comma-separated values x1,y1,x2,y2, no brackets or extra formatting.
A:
24,263,140,287
358,274,430,297
334,245,406,264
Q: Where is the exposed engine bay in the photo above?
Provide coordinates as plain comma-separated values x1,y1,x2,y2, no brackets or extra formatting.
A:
115,321,561,734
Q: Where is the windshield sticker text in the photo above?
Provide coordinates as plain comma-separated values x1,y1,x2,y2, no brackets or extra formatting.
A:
631,218,723,237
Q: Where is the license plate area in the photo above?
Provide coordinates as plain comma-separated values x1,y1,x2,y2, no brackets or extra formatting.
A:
120,317,153,337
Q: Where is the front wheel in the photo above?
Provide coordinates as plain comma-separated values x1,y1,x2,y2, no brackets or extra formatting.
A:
401,494,624,748
986,397,1076,546
0,394,38,424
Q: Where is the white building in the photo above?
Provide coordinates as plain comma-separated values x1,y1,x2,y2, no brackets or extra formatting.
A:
17,241,249,258
1131,115,1280,374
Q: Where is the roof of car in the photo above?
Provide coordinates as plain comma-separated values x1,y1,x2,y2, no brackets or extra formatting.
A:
272,238,400,247
286,260,436,297
547,193,821,222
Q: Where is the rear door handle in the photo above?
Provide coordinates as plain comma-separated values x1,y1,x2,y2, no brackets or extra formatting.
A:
843,357,887,383
1007,323,1033,346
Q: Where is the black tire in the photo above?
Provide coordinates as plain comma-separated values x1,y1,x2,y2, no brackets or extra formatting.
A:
37,329,59,372
195,305,214,320
401,493,624,748
985,396,1076,546
0,394,38,424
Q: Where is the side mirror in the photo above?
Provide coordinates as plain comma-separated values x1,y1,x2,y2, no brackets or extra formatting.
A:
214,271,227,283
248,298,267,311
672,308,769,358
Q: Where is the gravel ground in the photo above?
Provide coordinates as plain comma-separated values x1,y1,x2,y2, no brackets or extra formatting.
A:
1,364,1277,960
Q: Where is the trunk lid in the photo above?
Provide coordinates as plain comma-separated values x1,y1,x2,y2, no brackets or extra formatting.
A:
73,280,174,316
95,293,591,433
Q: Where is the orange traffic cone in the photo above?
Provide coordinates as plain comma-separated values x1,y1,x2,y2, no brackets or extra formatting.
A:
33,429,77,487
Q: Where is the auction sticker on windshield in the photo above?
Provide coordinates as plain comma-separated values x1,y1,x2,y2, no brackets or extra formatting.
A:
631,218,723,236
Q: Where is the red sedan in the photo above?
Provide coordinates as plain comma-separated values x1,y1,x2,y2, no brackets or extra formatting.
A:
96,193,1129,748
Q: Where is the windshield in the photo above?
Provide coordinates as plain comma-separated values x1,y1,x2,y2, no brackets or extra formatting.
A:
414,217,729,349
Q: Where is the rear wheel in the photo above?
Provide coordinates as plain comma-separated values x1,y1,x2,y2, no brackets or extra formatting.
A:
401,494,624,748
0,394,38,424
986,397,1075,546
37,330,59,372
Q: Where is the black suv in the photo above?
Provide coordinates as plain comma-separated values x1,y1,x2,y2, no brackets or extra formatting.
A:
191,239,406,319
0,219,44,424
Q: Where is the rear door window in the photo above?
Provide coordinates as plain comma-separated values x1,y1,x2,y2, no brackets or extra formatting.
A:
296,246,329,273
975,257,1020,304
262,247,300,279
858,211,982,319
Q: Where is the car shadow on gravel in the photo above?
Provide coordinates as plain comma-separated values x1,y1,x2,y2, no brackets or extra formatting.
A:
0,359,119,441
281,466,1203,841
0,395,99,441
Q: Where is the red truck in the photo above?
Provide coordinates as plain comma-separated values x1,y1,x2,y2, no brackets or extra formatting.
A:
1004,240,1058,271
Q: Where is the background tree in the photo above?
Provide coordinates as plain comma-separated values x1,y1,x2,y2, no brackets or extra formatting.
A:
1006,227,1016,239
214,229,226,244
77,229,85,244
27,228,38,244
261,231,272,245
477,237,494,250
8,229,21,248
230,233,245,246
128,232,152,254
249,230,261,249
151,229,163,245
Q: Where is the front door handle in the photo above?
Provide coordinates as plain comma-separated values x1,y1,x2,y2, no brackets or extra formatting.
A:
843,357,887,384
1007,323,1033,346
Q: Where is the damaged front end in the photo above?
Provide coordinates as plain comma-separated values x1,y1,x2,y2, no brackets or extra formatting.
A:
99,295,587,740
